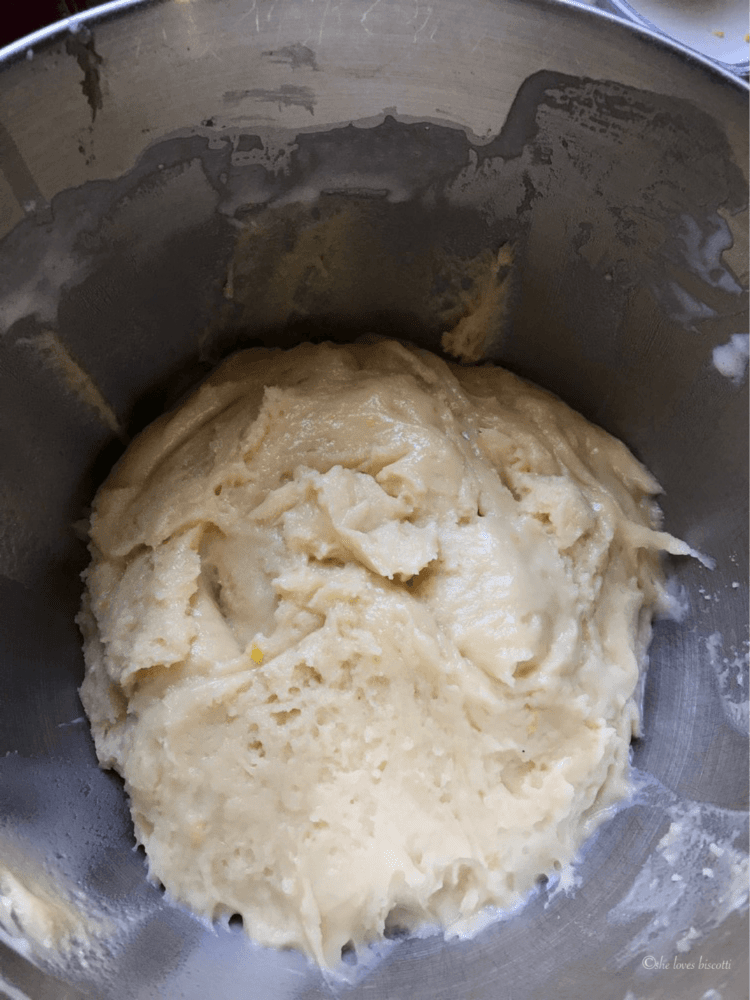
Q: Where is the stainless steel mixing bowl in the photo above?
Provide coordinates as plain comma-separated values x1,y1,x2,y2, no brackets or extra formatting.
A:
0,1,747,998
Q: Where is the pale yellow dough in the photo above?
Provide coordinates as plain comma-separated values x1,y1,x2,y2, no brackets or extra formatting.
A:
78,340,690,967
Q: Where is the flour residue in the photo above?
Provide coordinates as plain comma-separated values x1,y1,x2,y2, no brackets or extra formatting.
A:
655,576,690,623
676,215,743,296
0,244,89,337
609,772,749,967
0,837,112,973
712,334,749,386
0,754,171,989
704,632,750,734
543,861,584,906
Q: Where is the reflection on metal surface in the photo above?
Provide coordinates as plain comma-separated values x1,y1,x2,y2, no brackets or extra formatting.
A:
600,0,750,76
0,119,44,212
17,330,125,439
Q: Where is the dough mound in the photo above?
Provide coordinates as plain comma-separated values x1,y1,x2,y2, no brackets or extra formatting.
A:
78,340,687,967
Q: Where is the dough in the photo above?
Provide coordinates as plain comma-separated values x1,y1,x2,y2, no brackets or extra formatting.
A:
78,340,691,967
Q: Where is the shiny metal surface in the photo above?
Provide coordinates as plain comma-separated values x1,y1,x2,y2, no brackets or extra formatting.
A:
597,0,750,78
0,1,747,998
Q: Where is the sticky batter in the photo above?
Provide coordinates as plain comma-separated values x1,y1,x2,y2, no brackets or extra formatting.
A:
78,340,692,967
